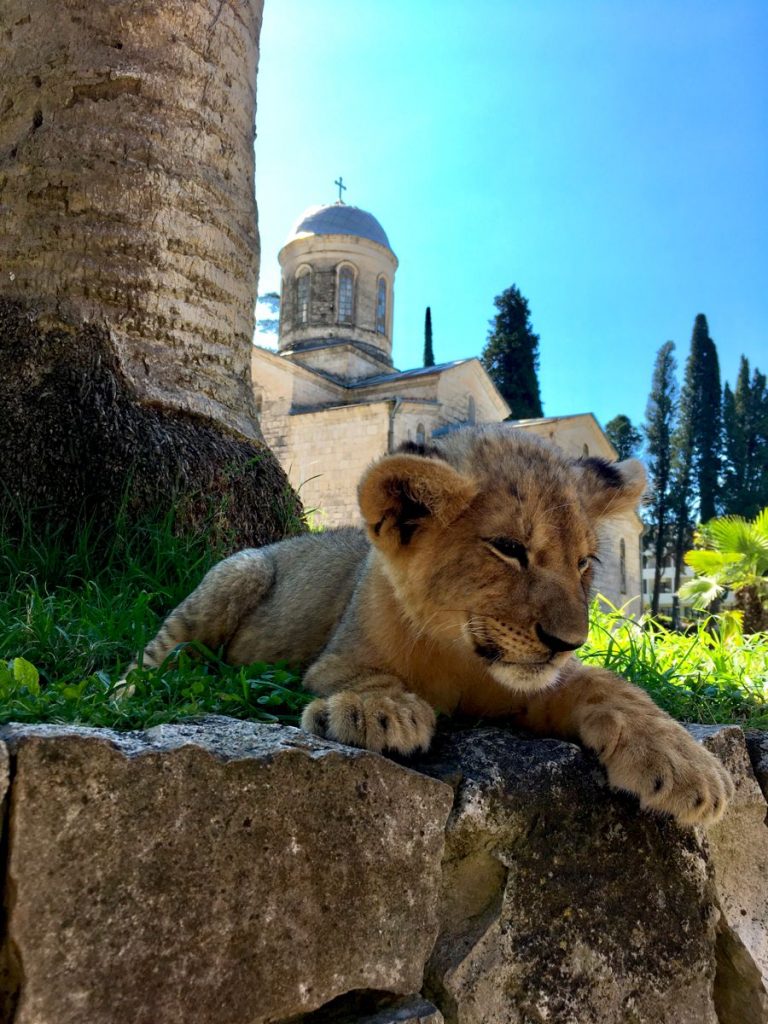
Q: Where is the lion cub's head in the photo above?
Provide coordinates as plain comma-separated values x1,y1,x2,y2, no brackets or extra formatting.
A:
358,424,645,693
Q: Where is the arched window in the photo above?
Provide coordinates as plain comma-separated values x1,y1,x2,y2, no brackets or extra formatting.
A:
467,396,476,425
279,277,287,328
296,269,310,325
582,443,590,457
620,538,627,594
337,266,355,324
416,423,426,446
376,277,387,334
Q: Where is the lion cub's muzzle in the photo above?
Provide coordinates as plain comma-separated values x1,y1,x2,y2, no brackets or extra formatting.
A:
467,615,586,666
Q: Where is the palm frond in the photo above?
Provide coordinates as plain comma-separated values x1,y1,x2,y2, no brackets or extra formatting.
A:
678,575,724,610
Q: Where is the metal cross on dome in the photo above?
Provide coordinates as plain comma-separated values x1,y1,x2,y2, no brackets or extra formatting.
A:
334,176,347,203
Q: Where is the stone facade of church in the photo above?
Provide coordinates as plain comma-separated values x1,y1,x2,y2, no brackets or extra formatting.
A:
252,201,643,610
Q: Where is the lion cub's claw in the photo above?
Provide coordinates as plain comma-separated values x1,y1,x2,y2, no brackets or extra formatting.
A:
301,690,436,756
585,709,735,826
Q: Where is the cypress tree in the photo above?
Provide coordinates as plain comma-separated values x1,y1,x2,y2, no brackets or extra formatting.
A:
721,357,768,516
690,315,721,521
668,382,695,627
480,285,543,418
667,315,721,623
605,415,642,460
644,341,678,617
423,306,435,367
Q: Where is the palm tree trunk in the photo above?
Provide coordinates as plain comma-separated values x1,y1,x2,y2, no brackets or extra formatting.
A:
736,586,767,635
0,0,302,545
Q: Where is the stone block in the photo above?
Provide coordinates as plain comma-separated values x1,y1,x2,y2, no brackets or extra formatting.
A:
689,725,768,1023
353,997,444,1024
0,718,453,1024
745,729,768,801
416,728,723,1024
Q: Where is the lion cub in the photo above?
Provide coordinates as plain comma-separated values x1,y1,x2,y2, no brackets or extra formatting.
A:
133,425,733,826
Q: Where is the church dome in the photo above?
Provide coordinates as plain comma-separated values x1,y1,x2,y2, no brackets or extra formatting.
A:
284,203,391,250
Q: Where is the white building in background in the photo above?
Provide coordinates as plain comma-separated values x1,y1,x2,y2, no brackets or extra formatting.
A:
641,556,734,619
251,198,643,610
641,556,694,618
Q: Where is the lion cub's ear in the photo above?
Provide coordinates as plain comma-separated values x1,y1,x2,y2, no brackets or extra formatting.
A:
358,452,477,549
573,457,646,521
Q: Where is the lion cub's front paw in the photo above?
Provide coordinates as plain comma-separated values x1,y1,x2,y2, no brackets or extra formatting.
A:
301,689,436,755
583,708,735,826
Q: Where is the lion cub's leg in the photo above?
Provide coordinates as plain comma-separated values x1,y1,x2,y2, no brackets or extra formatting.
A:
122,549,274,680
523,664,734,826
301,654,436,756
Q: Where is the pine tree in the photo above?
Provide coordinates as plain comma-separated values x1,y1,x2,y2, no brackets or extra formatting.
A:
480,286,543,418
605,415,642,460
721,357,768,517
644,341,678,617
690,315,721,522
667,315,721,624
423,306,435,367
668,383,695,627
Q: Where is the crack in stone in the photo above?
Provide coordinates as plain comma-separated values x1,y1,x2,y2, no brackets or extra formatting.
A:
0,746,23,1023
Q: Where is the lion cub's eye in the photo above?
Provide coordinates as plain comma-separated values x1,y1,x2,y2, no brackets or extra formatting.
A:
486,537,528,567
578,555,598,573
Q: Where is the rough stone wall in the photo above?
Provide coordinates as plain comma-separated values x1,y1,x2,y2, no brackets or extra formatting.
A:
287,403,391,527
593,518,643,612
434,364,500,426
0,717,765,1024
291,343,392,382
396,406,441,448
516,418,615,461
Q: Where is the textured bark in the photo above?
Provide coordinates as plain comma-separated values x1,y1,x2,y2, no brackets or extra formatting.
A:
0,298,303,548
1,0,263,433
0,0,299,539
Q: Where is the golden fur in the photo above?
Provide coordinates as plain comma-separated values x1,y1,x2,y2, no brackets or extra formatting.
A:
133,425,733,826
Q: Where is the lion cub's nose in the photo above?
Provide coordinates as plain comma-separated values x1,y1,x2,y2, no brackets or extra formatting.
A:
535,624,584,654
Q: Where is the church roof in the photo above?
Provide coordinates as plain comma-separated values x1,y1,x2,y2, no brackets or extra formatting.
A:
347,358,472,388
284,203,391,250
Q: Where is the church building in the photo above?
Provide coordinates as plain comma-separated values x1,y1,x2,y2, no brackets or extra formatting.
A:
251,199,643,609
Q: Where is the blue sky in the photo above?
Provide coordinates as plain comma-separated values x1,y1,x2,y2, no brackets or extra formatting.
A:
254,1,767,430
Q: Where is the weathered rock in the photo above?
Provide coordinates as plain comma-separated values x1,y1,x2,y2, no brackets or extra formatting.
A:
690,725,768,1023
0,740,13,1024
296,992,444,1024
352,997,444,1024
0,718,453,1024
0,739,8,804
745,729,768,802
415,728,722,1024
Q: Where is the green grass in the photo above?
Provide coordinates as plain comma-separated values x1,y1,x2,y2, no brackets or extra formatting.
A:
0,514,766,731
0,511,311,730
583,602,768,730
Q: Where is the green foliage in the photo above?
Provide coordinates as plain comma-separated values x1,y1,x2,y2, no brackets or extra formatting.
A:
256,291,281,337
0,650,310,731
480,285,543,419
0,510,310,730
423,306,435,368
680,508,768,632
604,414,642,460
582,602,768,730
1,512,764,733
643,340,678,615
676,314,721,524
721,357,768,518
